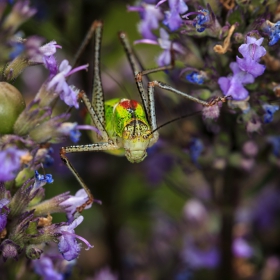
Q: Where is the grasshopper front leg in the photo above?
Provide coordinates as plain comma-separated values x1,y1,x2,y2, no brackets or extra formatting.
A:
60,91,118,213
60,141,118,213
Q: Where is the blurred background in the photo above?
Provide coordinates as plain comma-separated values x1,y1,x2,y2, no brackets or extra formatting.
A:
8,0,280,280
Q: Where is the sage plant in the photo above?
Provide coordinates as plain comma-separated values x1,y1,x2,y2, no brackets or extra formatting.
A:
128,0,280,279
0,1,97,279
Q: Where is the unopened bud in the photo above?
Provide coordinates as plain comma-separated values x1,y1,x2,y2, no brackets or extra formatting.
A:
0,239,21,261
26,245,43,260
0,82,26,134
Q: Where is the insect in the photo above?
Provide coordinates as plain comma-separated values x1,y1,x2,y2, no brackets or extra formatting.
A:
60,20,227,212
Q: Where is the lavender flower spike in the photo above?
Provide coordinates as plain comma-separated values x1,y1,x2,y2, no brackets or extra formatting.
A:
236,36,266,78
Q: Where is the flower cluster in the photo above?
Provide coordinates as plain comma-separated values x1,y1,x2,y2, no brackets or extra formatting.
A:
129,0,280,137
0,1,97,278
218,36,266,101
0,170,93,262
126,1,280,279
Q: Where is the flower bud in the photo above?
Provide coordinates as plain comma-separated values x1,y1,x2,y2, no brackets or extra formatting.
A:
202,104,220,119
15,167,34,187
0,82,25,134
0,239,21,261
26,245,43,259
3,56,31,81
2,0,36,34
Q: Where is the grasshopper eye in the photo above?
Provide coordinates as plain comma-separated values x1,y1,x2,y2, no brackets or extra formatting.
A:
143,131,151,139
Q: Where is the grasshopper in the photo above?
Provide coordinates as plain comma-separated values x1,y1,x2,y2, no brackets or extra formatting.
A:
60,21,226,212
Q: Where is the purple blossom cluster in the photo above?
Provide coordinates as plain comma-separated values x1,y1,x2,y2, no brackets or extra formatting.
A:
218,36,266,101
127,0,280,279
0,168,93,262
0,1,99,279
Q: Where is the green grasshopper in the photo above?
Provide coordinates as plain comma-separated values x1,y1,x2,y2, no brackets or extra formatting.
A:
60,21,226,212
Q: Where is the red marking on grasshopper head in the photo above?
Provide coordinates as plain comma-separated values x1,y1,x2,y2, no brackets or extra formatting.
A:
119,99,139,110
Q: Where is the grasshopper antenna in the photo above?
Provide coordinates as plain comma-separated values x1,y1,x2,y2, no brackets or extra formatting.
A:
147,110,202,137
101,63,133,100
147,95,232,136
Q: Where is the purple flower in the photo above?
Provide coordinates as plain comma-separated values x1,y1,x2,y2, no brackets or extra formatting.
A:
57,122,101,143
33,255,63,280
202,103,220,119
28,40,61,65
182,240,219,269
236,36,266,78
218,62,254,100
128,4,163,40
44,55,58,78
57,216,93,261
3,0,36,32
184,9,210,32
182,4,220,36
232,238,253,258
0,146,27,181
135,28,184,66
264,20,280,46
60,189,101,220
0,239,22,261
157,28,185,65
34,170,53,189
186,71,205,84
0,198,10,232
189,138,203,165
262,104,279,124
56,122,81,143
193,9,210,32
267,136,280,157
161,0,189,31
13,0,37,19
46,60,88,108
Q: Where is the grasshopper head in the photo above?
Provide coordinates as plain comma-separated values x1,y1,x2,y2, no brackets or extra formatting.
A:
122,120,152,163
